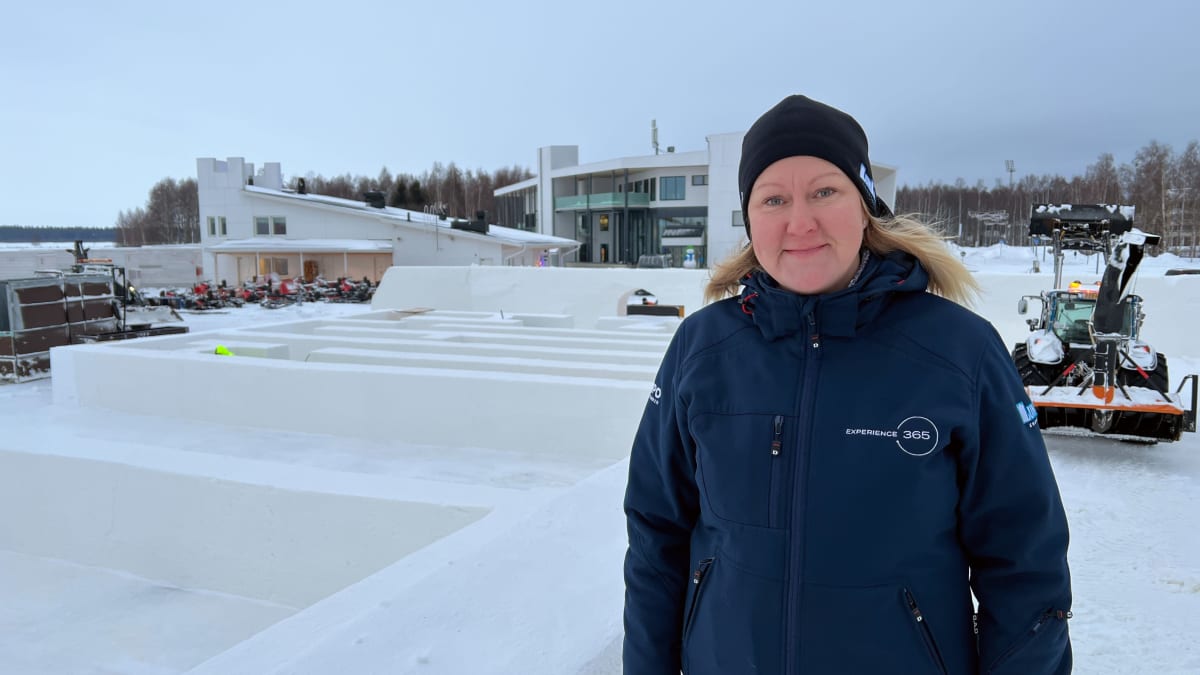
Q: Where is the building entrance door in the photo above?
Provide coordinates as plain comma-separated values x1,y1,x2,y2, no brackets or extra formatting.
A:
576,213,592,262
620,211,655,263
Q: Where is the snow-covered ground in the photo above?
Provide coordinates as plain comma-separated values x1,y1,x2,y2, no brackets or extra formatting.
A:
1,245,1199,674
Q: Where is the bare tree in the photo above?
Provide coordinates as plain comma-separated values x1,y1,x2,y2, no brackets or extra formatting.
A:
376,167,394,197
114,178,199,245
1126,141,1172,232
442,163,465,218
1084,153,1120,203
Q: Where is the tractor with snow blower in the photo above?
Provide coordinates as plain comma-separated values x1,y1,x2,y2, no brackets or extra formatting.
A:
1013,204,1197,442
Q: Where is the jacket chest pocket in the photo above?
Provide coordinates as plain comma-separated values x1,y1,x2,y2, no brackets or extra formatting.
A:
692,412,795,528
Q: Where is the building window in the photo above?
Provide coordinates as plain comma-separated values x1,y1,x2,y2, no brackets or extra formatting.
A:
259,257,289,276
692,175,708,186
660,176,685,200
207,216,216,236
255,216,288,235
219,216,227,235
732,210,745,228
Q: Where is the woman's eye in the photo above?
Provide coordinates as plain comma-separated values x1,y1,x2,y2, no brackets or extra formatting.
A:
814,187,836,198
764,196,785,206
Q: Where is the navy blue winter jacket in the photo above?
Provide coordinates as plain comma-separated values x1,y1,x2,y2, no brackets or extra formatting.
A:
623,251,1072,674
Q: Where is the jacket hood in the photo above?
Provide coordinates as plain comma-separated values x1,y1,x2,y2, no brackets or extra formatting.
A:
737,250,929,341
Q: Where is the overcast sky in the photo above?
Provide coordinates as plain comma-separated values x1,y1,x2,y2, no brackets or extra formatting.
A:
3,0,1198,229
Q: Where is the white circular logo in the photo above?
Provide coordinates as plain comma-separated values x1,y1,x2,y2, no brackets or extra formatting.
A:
896,416,939,457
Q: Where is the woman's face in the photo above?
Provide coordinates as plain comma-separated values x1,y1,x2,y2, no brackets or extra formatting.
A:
748,155,868,295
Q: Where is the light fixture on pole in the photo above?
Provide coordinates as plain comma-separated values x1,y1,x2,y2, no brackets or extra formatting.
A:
1005,160,1016,245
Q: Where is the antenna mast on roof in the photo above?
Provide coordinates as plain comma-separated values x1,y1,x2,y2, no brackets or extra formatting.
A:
651,119,659,155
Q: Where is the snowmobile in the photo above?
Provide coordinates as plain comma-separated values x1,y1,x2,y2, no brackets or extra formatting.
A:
1013,204,1197,442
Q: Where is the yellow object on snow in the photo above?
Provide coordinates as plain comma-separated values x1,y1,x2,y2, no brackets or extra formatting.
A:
214,345,235,356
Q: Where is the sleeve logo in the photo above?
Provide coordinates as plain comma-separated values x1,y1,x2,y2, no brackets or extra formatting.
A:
1016,401,1039,428
648,383,662,405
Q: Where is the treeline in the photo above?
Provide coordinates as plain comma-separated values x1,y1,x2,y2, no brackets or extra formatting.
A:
0,225,116,243
113,164,533,246
294,162,533,221
894,140,1200,255
116,177,200,246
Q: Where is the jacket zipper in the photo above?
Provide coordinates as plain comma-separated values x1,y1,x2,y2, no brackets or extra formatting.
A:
683,557,715,643
784,313,821,672
768,415,783,527
904,588,948,675
986,608,1072,673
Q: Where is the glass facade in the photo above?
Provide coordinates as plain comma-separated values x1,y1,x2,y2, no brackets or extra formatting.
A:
504,164,718,267
659,210,707,268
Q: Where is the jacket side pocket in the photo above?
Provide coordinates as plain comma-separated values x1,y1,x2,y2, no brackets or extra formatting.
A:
903,588,949,675
683,557,715,644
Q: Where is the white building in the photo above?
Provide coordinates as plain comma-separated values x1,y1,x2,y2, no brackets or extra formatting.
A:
493,133,897,269
197,158,580,286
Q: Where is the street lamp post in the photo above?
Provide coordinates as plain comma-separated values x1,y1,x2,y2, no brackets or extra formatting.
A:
1005,160,1016,245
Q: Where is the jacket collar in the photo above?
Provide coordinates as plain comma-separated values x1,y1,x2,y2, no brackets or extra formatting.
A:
737,250,929,341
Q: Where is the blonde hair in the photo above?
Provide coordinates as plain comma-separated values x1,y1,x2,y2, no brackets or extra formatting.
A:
704,212,980,305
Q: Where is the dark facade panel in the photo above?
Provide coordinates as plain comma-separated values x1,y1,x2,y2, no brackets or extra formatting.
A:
1,326,70,357
0,273,116,382
20,303,68,330
12,284,65,304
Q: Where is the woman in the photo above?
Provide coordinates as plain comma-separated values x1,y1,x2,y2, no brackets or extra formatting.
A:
623,95,1072,674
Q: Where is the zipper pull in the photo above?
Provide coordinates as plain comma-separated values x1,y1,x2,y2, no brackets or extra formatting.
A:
808,315,820,348
771,415,783,456
1031,614,1048,634
693,558,714,584
904,589,923,622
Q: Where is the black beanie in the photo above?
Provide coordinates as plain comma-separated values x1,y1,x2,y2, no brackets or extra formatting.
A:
739,95,891,239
